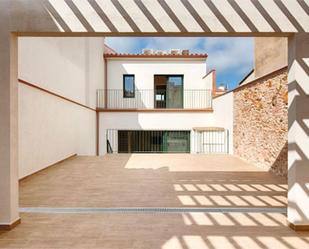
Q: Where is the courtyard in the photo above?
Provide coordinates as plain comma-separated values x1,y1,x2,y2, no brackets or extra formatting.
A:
0,1,309,248
19,154,287,208
1,154,308,248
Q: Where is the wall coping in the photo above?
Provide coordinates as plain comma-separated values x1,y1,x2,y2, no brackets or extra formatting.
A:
213,66,288,100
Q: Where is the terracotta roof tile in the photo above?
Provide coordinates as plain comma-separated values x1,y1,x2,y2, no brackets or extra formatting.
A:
104,52,208,58
104,44,117,54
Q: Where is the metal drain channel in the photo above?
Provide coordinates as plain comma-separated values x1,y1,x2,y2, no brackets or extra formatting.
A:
19,207,287,214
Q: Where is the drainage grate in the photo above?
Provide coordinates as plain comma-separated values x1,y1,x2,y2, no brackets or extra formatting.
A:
19,207,287,214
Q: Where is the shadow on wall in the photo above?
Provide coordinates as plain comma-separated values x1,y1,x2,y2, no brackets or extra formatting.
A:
270,142,288,177
287,48,309,226
233,68,288,178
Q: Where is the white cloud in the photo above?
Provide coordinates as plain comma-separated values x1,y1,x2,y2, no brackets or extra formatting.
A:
105,37,203,53
202,37,254,76
105,37,140,53
105,37,254,79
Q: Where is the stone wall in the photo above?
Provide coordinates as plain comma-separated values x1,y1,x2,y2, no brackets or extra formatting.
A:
233,68,288,176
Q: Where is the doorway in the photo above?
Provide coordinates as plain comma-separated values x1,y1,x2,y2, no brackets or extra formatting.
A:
154,75,184,109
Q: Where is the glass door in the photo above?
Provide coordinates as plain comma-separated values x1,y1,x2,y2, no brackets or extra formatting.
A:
163,131,190,153
166,76,183,108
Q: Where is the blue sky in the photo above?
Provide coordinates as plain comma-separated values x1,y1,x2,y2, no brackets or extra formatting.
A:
105,37,254,90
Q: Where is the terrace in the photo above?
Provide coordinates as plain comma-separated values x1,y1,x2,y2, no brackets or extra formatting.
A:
1,154,307,248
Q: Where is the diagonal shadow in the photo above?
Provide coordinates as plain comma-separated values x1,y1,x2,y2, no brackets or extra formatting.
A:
134,0,164,32
42,0,71,32
180,0,211,32
111,0,141,32
64,0,94,32
288,83,309,225
87,0,118,32
297,0,309,16
274,0,305,32
289,142,309,166
203,0,235,32
270,142,288,176
251,0,281,32
297,56,309,76
157,0,187,32
38,0,309,36
228,0,258,32
288,80,309,135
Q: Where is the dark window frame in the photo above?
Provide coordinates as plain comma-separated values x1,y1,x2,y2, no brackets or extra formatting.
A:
123,74,135,98
153,74,184,109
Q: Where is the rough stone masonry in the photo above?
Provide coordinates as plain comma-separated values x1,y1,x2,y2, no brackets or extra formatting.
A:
234,68,288,176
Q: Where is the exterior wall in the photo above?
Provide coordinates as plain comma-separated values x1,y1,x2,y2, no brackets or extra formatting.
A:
18,84,96,179
99,112,215,155
18,37,104,179
213,92,234,154
255,37,288,79
287,33,309,227
19,37,104,109
105,58,210,109
203,70,215,94
233,69,288,176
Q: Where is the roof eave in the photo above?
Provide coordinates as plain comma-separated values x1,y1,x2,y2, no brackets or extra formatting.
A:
103,53,208,59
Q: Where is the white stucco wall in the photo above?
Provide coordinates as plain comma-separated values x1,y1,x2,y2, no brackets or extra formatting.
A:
213,92,234,154
18,37,104,179
203,71,215,90
105,58,211,109
19,37,104,109
19,84,96,178
99,112,215,155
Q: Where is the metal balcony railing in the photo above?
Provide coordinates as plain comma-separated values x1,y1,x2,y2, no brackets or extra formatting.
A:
96,89,212,109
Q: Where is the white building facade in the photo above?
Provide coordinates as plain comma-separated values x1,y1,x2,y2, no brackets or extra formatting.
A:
17,39,232,179
98,50,228,155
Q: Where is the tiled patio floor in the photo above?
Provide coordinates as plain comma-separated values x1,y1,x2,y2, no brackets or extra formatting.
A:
1,212,309,249
20,154,287,208
1,154,308,249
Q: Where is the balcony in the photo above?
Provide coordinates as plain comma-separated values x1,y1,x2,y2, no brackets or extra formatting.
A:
96,89,212,111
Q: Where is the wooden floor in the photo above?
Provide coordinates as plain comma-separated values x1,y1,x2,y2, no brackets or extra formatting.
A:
1,154,308,249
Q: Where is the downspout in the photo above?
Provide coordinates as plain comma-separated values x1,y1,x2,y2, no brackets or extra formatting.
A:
97,55,107,156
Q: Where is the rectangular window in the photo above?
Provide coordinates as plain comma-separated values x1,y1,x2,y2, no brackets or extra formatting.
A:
116,130,190,153
123,74,135,98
